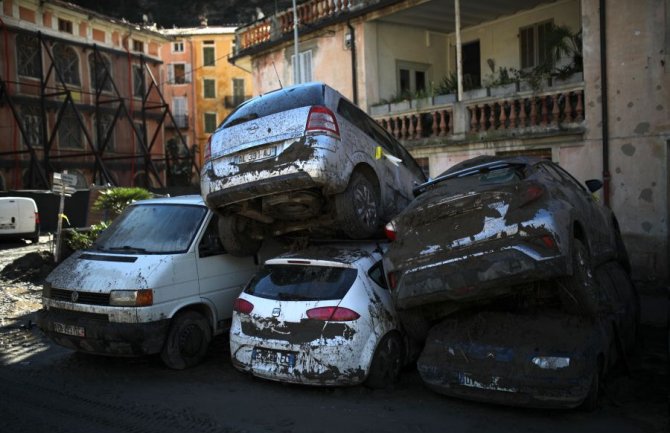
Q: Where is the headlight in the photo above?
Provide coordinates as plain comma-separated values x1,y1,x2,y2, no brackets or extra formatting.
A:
109,289,153,306
531,356,571,370
42,282,52,298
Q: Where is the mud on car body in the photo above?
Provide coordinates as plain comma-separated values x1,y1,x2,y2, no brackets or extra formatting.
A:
201,82,426,256
229,243,405,388
382,155,627,333
37,195,259,369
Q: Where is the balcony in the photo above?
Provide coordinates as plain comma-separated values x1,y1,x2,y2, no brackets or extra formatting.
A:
167,114,189,129
371,79,585,145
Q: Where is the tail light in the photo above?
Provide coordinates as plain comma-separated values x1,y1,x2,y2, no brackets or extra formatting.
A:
305,106,340,138
306,306,360,321
34,212,40,225
204,135,212,163
233,298,254,315
518,183,545,207
384,221,397,241
387,271,398,290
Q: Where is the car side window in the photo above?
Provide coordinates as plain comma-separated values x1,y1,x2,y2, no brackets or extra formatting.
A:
367,260,389,290
198,214,226,257
547,162,588,193
337,99,395,154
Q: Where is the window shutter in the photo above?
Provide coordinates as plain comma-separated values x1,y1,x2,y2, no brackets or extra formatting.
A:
185,63,192,83
168,64,175,83
301,50,312,83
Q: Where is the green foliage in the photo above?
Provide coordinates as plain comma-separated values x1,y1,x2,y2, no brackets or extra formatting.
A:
66,221,110,251
483,67,519,88
93,187,152,218
435,72,478,95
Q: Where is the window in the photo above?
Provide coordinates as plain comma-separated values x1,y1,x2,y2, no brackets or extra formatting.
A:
232,78,245,106
397,61,429,96
16,34,40,78
199,215,226,257
173,41,184,53
291,50,312,84
172,97,188,128
132,39,144,53
203,41,215,66
20,105,42,148
58,109,82,149
95,114,115,151
88,53,112,92
168,63,190,84
368,261,389,290
204,112,217,133
203,78,216,99
53,44,80,85
58,18,73,34
520,20,553,70
133,65,145,97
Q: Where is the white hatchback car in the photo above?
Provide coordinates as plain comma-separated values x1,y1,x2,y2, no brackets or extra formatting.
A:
229,243,404,388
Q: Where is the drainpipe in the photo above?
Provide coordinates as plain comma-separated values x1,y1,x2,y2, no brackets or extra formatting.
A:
599,0,610,207
347,21,358,105
292,0,300,84
455,0,463,101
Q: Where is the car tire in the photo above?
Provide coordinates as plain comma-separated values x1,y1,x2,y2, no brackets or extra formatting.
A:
161,311,212,370
365,333,403,389
397,309,431,342
558,239,599,317
218,214,261,257
581,358,602,411
335,171,381,239
613,221,631,274
607,262,640,351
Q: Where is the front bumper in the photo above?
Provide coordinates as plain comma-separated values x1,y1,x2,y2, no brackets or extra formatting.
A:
37,307,169,356
229,331,367,386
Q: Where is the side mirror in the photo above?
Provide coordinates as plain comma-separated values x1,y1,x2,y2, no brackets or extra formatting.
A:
585,179,603,193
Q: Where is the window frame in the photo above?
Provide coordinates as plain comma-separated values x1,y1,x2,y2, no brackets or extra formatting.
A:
88,52,112,93
396,60,430,96
203,112,217,134
58,18,73,34
519,20,553,70
132,65,145,98
172,41,185,53
202,41,215,67
168,62,190,85
291,49,313,84
52,43,81,86
203,78,216,99
16,33,41,79
58,109,83,149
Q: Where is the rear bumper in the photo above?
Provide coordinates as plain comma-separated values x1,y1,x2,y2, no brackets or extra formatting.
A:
390,244,568,309
37,307,169,356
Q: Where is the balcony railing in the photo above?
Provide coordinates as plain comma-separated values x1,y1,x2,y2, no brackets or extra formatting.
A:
373,84,585,142
167,114,189,129
236,0,382,53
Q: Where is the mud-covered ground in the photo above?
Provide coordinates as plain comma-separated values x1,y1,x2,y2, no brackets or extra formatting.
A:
0,238,668,433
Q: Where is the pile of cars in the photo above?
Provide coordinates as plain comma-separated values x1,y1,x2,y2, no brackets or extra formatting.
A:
38,82,637,410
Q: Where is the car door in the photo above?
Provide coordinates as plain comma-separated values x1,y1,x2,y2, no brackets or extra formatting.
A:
196,213,258,326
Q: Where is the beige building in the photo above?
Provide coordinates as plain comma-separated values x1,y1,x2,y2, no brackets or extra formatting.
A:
230,0,668,281
161,25,253,168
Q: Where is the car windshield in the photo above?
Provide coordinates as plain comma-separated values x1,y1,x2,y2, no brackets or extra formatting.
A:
245,264,358,301
221,84,325,129
92,204,207,254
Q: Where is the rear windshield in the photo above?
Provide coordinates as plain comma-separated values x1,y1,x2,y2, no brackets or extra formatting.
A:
245,264,358,301
221,84,325,129
434,166,524,191
92,204,207,254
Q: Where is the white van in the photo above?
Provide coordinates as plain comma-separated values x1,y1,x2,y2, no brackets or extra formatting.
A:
37,195,261,369
0,196,40,243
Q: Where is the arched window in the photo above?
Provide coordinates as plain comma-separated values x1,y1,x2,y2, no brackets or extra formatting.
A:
93,113,115,152
58,107,83,148
16,33,41,78
52,44,80,86
88,52,112,92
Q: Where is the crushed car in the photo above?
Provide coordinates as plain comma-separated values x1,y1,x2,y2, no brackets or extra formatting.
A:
229,243,406,388
417,261,638,410
382,155,630,338
201,82,426,256
37,195,261,369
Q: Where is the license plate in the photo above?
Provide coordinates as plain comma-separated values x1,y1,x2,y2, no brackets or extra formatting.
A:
252,347,296,367
458,373,517,393
54,322,85,337
237,146,276,163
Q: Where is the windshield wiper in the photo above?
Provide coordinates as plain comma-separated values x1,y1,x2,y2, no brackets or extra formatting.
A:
223,113,259,128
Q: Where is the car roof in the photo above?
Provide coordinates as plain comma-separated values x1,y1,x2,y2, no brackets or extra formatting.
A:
132,194,206,207
266,242,384,267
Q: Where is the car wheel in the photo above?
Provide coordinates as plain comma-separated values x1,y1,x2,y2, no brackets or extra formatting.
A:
558,239,599,317
365,333,403,389
335,171,381,239
218,214,261,256
613,221,631,274
161,311,212,370
581,357,602,411
607,262,640,351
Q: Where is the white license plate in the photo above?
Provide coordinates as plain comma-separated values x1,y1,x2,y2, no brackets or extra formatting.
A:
54,322,85,337
458,372,517,393
237,146,276,163
252,348,296,367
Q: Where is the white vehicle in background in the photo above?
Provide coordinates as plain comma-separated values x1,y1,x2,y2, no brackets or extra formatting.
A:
0,196,40,243
38,195,260,369
230,243,406,388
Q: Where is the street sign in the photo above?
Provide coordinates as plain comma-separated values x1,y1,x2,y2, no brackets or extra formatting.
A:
53,172,78,188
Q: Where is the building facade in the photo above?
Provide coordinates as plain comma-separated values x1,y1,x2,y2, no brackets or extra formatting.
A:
161,25,253,168
230,0,669,280
0,0,177,190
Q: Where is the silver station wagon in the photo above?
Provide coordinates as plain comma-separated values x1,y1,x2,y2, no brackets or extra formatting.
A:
201,82,426,255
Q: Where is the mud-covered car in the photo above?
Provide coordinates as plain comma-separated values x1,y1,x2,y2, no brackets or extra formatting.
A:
201,82,426,255
383,155,629,336
417,261,638,410
229,243,405,388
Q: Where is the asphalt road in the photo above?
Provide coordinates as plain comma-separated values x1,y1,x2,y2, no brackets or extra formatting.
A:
0,238,667,433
